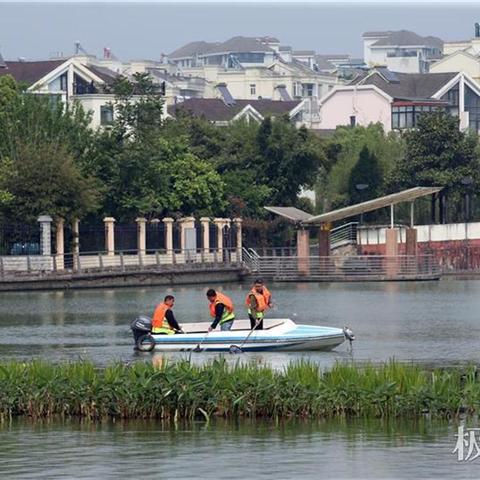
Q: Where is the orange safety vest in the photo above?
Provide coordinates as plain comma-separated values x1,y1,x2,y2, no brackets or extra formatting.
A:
152,303,174,334
245,286,271,312
209,292,235,318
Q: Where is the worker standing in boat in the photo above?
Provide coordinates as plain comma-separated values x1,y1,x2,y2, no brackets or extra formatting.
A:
207,289,235,332
151,295,183,334
245,278,272,330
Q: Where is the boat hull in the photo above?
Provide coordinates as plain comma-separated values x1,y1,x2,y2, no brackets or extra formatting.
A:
143,319,346,352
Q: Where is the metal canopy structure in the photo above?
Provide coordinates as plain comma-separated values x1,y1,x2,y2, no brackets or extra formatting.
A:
266,187,443,226
264,206,313,223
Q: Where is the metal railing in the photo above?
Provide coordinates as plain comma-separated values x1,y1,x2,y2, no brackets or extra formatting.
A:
0,248,243,279
253,254,440,281
330,222,358,249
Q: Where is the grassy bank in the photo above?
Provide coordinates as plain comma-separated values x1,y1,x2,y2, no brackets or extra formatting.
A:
0,359,479,421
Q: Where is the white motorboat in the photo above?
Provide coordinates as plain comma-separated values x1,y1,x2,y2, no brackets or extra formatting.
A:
131,317,348,352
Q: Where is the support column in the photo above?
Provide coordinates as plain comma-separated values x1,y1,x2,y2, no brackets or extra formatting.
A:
136,217,147,257
103,217,116,256
179,217,195,252
318,224,330,257
214,218,227,260
72,218,80,271
234,217,243,262
297,228,310,276
405,228,417,256
385,228,399,278
37,215,53,256
162,217,174,262
55,218,65,270
200,217,210,256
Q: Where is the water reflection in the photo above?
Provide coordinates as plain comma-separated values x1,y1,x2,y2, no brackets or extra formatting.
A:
0,417,476,479
1,280,480,367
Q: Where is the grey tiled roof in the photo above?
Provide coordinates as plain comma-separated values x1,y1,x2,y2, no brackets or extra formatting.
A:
206,36,274,54
168,98,301,122
169,36,274,58
371,30,443,48
0,59,64,85
169,41,219,59
86,64,118,84
357,70,457,100
293,50,316,56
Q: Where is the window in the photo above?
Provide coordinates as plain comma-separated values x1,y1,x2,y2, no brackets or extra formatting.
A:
59,73,68,92
391,104,442,130
350,115,356,127
250,84,256,96
440,85,459,116
465,84,480,133
302,83,314,97
100,105,114,126
293,82,302,97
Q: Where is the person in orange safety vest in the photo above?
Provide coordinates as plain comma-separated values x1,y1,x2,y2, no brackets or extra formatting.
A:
151,295,184,334
206,289,235,332
245,278,272,330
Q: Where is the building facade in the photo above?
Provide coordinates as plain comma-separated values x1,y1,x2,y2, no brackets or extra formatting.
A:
318,69,480,133
363,30,443,73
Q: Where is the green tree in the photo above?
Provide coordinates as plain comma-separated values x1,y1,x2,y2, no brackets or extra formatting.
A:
389,111,480,190
319,123,403,210
255,116,323,207
109,72,164,141
0,143,99,223
348,146,382,204
388,111,480,222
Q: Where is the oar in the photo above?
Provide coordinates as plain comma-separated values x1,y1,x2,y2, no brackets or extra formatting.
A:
193,331,209,352
229,318,262,354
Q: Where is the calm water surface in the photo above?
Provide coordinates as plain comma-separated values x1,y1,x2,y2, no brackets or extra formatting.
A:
0,279,479,367
0,417,475,479
2,279,480,478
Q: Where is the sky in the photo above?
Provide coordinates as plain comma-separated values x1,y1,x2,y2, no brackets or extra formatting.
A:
0,2,479,61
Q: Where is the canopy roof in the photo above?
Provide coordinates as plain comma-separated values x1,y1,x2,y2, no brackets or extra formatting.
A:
266,187,442,225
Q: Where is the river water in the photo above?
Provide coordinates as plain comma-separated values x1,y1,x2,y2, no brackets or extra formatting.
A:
1,279,480,478
1,279,480,367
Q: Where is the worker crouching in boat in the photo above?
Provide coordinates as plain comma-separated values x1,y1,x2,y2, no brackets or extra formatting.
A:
151,295,184,334
207,289,235,332
245,278,272,330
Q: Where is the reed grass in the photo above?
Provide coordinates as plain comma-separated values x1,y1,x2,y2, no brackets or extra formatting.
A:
0,359,478,421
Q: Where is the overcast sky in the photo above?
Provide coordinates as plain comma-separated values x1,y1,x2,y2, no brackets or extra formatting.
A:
0,2,478,61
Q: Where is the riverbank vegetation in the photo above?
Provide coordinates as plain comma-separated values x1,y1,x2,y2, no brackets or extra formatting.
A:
1,359,479,421
1,73,479,243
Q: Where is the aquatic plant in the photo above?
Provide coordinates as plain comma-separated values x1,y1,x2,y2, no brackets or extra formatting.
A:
0,359,478,421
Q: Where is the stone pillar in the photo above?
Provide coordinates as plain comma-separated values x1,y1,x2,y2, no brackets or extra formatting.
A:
179,217,196,252
72,218,80,270
213,218,228,260
55,218,65,270
318,228,330,257
103,217,116,256
405,228,417,256
385,228,399,277
37,215,53,256
234,218,243,262
200,217,210,255
297,228,310,276
162,217,174,262
136,217,147,255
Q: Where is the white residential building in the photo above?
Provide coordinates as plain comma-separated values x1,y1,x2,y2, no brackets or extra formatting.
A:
363,30,443,73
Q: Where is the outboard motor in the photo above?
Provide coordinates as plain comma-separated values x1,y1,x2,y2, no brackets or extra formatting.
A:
130,316,155,352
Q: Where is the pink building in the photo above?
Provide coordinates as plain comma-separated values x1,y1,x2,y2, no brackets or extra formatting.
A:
318,68,480,133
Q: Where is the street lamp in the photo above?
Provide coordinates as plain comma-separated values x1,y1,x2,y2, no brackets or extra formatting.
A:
355,184,369,224
461,176,474,222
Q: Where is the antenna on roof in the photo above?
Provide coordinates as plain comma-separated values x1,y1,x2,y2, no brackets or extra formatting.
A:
74,41,89,56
